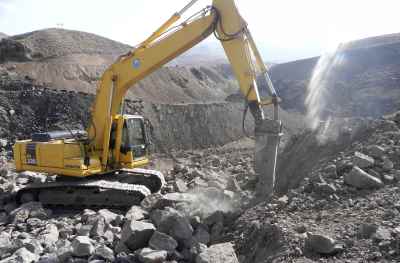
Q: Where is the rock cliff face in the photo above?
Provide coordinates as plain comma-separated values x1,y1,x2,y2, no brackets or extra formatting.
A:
0,68,252,150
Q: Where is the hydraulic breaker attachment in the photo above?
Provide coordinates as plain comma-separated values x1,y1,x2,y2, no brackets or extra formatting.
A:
254,112,282,200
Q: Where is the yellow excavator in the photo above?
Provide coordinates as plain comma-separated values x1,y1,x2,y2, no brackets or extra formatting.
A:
13,0,282,207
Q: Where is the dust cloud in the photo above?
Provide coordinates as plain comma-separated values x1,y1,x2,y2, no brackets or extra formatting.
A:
305,48,346,144
176,187,238,218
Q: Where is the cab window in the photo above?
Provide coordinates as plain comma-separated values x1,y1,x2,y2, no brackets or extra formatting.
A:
121,118,146,148
121,118,147,159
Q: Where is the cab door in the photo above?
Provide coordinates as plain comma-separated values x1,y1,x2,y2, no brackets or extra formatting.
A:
119,117,149,167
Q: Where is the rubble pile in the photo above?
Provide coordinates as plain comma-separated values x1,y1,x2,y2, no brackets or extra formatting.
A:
0,145,251,262
228,114,400,262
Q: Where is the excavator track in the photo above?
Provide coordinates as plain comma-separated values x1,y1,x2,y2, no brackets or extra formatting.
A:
117,168,166,193
16,168,165,208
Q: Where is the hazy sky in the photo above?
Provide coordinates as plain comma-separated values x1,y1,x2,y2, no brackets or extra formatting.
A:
1,0,399,62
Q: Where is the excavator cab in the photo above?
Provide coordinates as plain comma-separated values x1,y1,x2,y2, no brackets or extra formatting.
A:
121,117,148,159
110,115,151,169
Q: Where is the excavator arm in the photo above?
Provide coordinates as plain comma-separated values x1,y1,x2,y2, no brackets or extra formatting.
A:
88,0,282,198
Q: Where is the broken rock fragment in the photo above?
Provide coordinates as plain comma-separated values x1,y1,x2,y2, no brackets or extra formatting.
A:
9,247,40,263
0,232,15,255
137,247,168,263
55,239,73,262
157,208,193,246
71,236,95,257
382,158,394,171
353,152,374,168
358,223,378,239
120,220,155,251
39,223,59,245
90,217,108,238
193,224,210,245
196,242,239,263
97,209,119,224
368,145,386,159
305,233,342,255
141,193,164,211
372,227,392,241
314,182,336,196
9,202,50,223
94,245,115,262
125,205,147,221
174,178,188,193
344,166,384,189
149,231,178,251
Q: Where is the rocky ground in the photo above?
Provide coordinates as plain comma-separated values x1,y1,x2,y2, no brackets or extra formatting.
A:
0,111,399,262
1,27,400,263
230,113,400,263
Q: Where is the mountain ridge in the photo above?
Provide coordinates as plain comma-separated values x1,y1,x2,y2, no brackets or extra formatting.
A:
0,28,238,103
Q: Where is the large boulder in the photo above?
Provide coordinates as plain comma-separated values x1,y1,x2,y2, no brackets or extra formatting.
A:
71,236,94,257
94,245,115,262
120,220,155,251
157,208,193,246
344,166,384,189
9,202,51,223
149,231,178,251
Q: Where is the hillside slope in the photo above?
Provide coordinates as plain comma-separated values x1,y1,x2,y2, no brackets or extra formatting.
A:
270,33,400,118
0,28,237,103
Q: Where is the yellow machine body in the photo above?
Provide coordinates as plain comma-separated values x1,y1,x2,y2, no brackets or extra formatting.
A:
14,139,102,177
13,115,150,177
